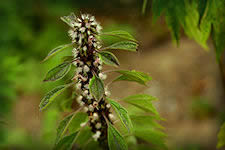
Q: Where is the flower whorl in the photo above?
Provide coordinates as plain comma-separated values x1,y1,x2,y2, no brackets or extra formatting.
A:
62,13,114,144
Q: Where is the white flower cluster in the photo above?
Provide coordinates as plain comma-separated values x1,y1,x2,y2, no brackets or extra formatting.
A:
63,13,113,142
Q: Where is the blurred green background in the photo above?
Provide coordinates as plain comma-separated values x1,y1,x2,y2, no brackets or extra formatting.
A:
1,0,225,150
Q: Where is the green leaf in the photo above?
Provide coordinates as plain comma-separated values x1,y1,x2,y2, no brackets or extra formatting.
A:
217,122,225,149
39,84,71,111
108,122,128,150
89,75,104,101
103,41,138,52
61,56,74,62
152,0,169,21
113,70,152,85
101,30,137,42
55,112,87,144
197,0,208,26
130,115,163,130
44,62,71,82
122,94,158,116
54,132,78,150
211,0,225,61
107,98,133,133
69,112,88,133
98,51,120,67
41,43,72,63
142,0,148,15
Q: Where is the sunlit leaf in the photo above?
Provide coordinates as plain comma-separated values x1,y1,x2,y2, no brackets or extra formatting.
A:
41,44,72,63
217,122,225,149
122,94,158,116
101,30,137,42
89,75,104,101
39,84,72,111
98,51,120,67
108,98,133,133
44,62,71,82
108,122,128,150
113,70,152,85
54,132,78,150
102,41,138,52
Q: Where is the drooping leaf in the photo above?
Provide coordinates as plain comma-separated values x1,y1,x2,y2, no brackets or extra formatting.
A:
55,112,87,144
102,41,138,52
113,70,152,85
122,94,158,116
152,0,169,21
107,98,133,133
142,0,148,15
108,122,128,150
211,0,225,61
98,51,120,67
197,0,208,26
44,62,71,82
89,75,104,101
101,30,137,42
131,115,166,149
54,132,78,150
217,122,225,149
134,128,167,149
42,44,72,63
39,84,72,111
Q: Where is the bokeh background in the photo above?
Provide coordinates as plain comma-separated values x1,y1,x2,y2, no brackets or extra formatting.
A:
1,0,225,150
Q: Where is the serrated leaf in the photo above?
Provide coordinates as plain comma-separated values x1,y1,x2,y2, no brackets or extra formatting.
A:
98,51,120,67
54,132,78,150
55,112,87,144
101,30,137,42
108,122,128,150
44,62,71,82
89,75,104,101
107,98,133,133
122,94,158,116
39,84,71,111
113,70,152,85
103,41,138,52
42,43,72,63
217,122,225,149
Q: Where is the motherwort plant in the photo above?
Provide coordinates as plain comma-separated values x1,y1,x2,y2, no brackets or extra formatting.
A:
40,13,166,150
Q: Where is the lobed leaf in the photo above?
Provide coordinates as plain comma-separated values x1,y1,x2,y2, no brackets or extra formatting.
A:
54,132,78,150
98,51,120,67
122,94,158,116
113,70,152,85
217,122,225,149
41,43,72,63
101,30,137,42
102,41,138,52
39,84,72,111
108,122,128,150
43,62,71,82
107,98,133,133
89,75,104,101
